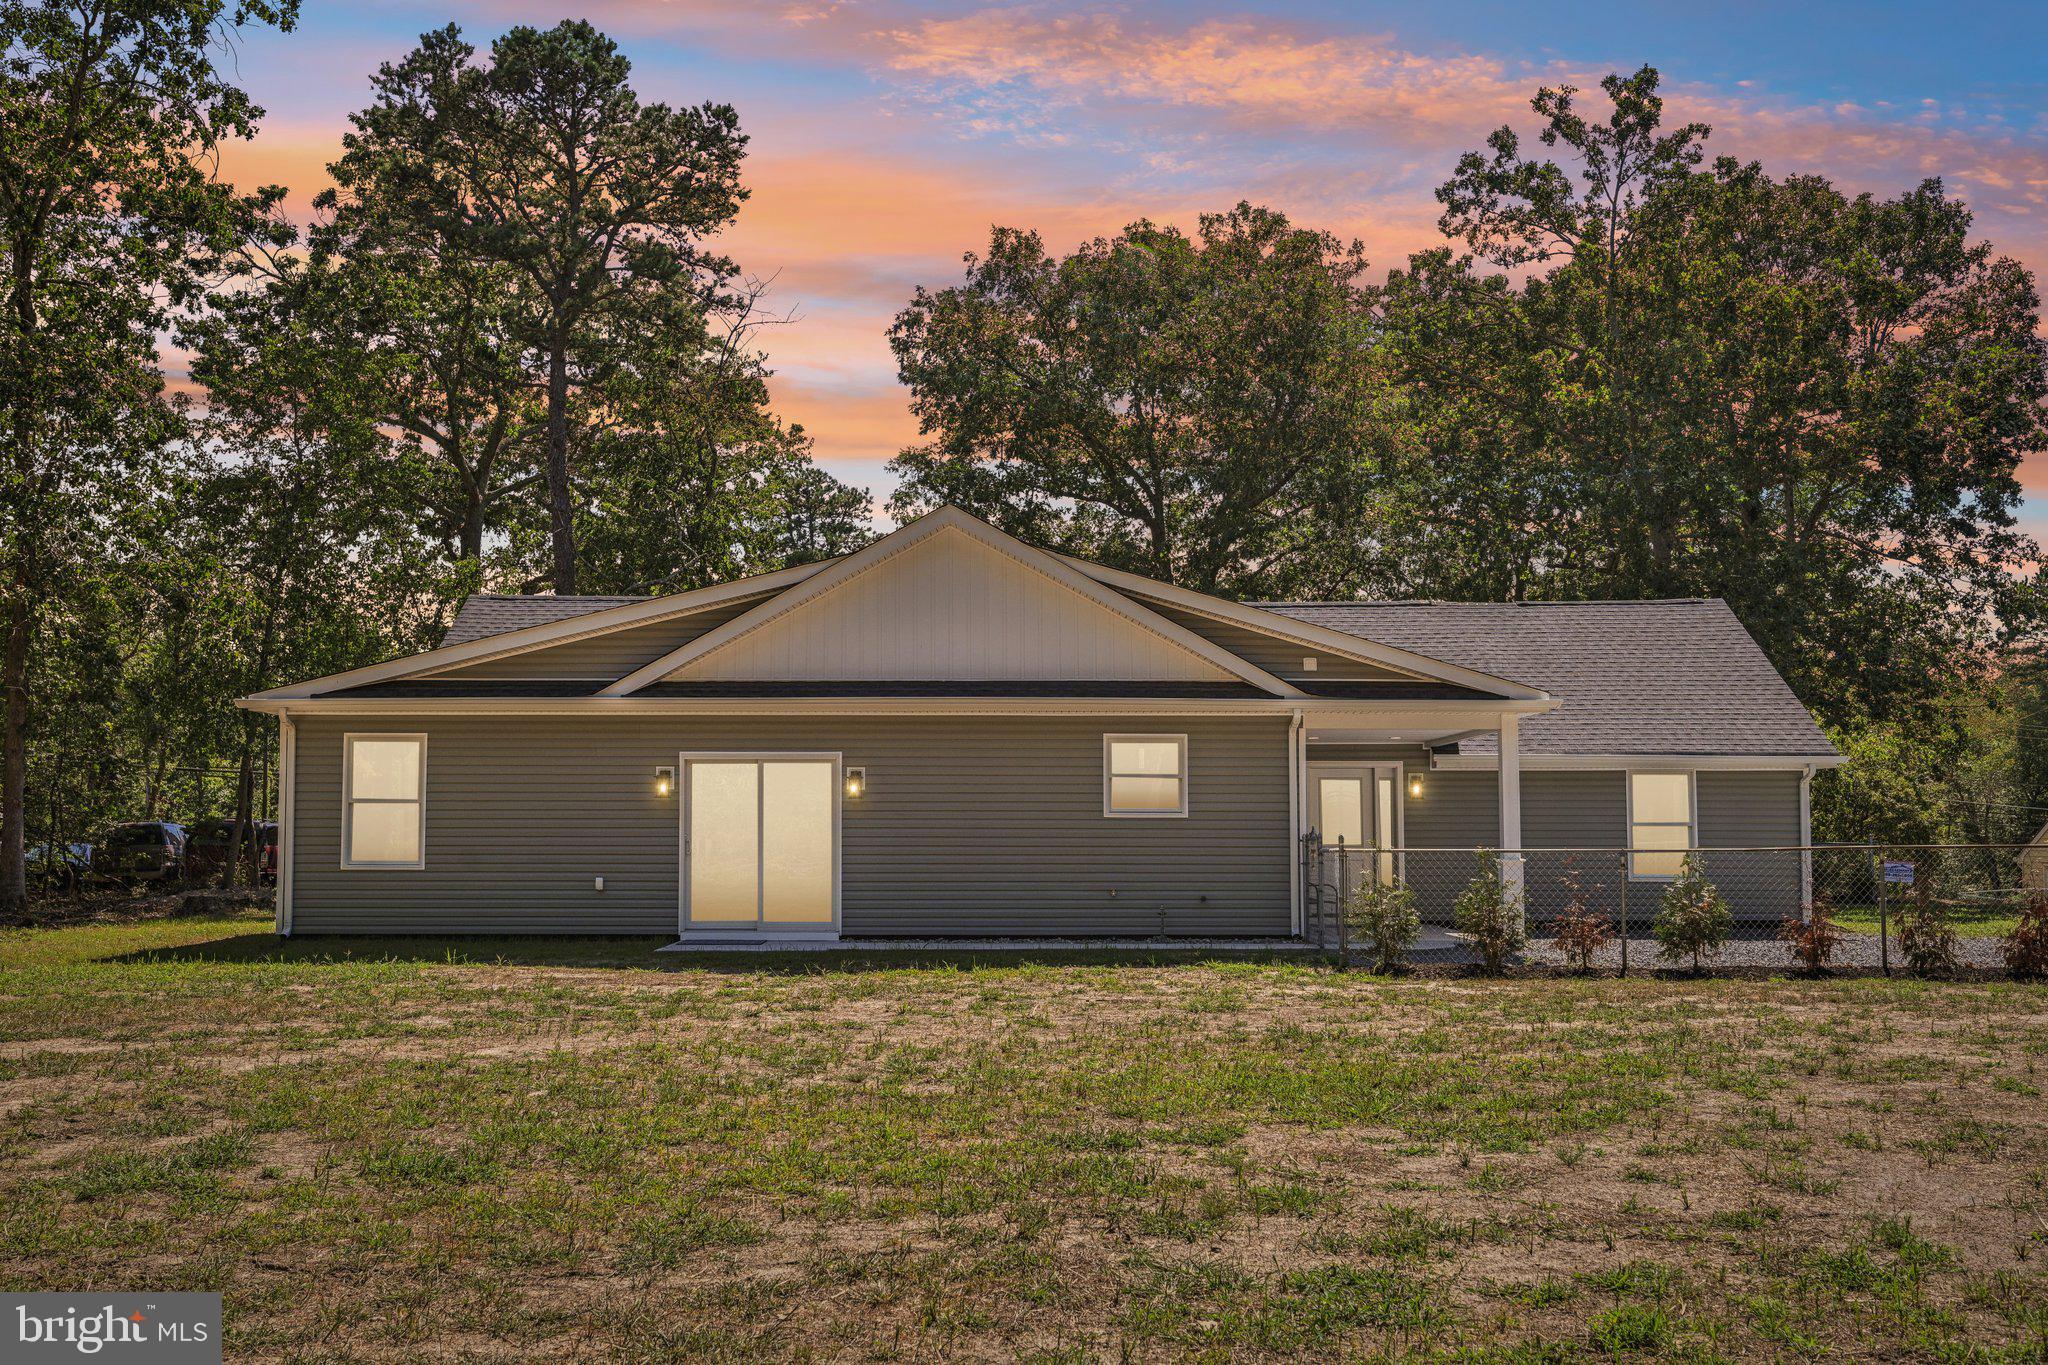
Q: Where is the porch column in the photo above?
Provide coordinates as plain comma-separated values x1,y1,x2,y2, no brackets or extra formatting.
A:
1498,713,1524,906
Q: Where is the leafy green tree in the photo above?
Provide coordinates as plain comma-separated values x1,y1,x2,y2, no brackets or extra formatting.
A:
0,0,296,912
330,20,749,594
888,203,1382,595
1377,67,2047,729
566,286,870,593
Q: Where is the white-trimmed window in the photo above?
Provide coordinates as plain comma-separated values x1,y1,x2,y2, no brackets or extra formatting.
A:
1104,734,1188,817
343,734,426,868
1627,770,1694,880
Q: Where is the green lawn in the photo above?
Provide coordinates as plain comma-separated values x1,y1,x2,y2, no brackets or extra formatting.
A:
2,910,2045,1361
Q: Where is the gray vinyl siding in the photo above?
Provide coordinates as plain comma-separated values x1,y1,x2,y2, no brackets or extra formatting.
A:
431,598,768,681
1696,770,1804,920
1299,754,1807,924
290,713,1292,937
1149,605,1406,681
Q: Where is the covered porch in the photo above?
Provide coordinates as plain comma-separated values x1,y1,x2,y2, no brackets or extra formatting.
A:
1291,701,1545,933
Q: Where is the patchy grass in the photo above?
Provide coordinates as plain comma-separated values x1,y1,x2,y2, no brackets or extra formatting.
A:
2,911,2046,1361
1832,900,2022,939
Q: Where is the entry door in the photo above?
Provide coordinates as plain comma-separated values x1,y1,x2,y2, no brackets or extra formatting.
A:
683,755,839,932
1309,765,1396,884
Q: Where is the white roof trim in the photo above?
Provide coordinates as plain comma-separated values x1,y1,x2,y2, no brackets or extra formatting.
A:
238,696,1546,718
1430,752,1846,771
1058,556,1549,702
600,507,1307,698
242,559,836,702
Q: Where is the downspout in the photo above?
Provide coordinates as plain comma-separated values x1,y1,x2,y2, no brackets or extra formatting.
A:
277,712,297,937
1799,765,1813,919
1288,709,1304,936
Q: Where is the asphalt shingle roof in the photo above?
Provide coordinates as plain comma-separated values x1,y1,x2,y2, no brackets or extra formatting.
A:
440,594,651,646
1261,599,1836,759
428,591,1834,762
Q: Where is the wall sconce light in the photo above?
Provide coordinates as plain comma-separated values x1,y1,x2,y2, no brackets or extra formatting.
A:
844,766,867,799
1407,774,1425,799
654,765,675,798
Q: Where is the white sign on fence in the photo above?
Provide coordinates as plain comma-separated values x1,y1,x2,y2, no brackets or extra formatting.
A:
1882,860,1916,886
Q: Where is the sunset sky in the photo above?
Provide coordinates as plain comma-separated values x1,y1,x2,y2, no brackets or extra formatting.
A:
215,0,2048,533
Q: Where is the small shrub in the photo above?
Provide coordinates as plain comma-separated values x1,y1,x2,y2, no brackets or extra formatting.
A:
1896,883,1959,978
2004,895,2048,981
1552,857,1613,973
1653,855,1732,973
1778,900,1843,974
1349,879,1421,974
1454,851,1526,974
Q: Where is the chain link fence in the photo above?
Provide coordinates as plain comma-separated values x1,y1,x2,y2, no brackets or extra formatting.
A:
1301,838,2040,972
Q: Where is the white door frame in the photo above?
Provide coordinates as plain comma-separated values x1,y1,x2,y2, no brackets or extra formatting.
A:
1306,760,1406,850
678,751,843,939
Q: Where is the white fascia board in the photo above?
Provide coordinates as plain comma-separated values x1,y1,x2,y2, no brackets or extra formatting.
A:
1057,555,1550,702
242,560,834,702
236,695,1547,719
1430,752,1848,772
601,506,1306,699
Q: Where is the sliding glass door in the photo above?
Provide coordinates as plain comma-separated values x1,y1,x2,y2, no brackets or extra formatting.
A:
684,755,839,932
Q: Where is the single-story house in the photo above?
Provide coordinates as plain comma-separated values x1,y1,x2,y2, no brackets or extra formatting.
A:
239,506,1842,941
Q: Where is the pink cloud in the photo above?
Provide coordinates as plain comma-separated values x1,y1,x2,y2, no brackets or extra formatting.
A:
882,9,1543,142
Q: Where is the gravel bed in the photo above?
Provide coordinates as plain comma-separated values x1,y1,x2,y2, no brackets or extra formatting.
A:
1508,930,2010,971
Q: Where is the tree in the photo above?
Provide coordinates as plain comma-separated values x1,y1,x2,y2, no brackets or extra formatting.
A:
0,0,296,912
888,203,1382,596
566,284,870,594
1376,67,2047,728
1430,65,1707,586
330,20,749,594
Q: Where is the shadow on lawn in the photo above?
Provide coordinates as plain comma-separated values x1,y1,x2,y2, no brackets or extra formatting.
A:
107,931,1314,974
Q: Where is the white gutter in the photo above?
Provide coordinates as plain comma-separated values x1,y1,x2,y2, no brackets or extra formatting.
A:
236,696,1560,720
1431,751,1846,771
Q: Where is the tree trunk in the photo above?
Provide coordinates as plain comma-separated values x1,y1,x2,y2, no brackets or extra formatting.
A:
0,591,27,914
223,732,254,889
546,338,576,595
460,490,486,566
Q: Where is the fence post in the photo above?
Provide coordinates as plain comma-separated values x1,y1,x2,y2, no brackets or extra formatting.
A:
1334,837,1350,971
1871,845,1891,978
1618,849,1629,978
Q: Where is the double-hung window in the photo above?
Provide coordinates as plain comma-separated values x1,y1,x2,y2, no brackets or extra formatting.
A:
1103,735,1188,817
1627,771,1693,879
343,734,426,868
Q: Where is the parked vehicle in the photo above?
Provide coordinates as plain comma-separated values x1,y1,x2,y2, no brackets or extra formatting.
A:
186,819,278,884
101,821,188,885
25,841,93,892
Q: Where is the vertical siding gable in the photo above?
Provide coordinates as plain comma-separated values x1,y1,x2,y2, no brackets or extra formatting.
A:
672,529,1241,682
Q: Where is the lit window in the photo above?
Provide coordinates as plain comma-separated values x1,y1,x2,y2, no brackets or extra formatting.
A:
1104,735,1187,817
344,734,425,868
1628,771,1693,879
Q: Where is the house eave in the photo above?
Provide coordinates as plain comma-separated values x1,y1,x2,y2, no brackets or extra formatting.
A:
237,696,1560,720
1429,751,1846,772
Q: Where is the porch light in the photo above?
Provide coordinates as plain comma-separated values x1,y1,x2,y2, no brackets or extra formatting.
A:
654,765,675,798
1407,774,1425,799
844,767,867,799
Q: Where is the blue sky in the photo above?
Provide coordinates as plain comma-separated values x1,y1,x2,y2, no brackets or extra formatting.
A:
216,1,2048,534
